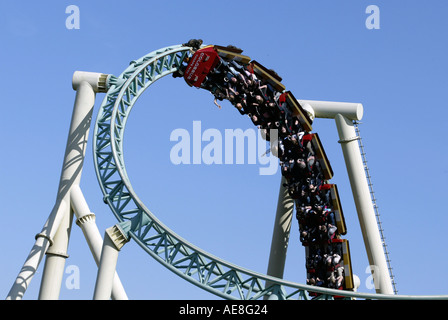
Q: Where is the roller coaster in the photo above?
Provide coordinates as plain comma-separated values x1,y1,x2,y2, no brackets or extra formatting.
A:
178,42,353,294
6,41,448,300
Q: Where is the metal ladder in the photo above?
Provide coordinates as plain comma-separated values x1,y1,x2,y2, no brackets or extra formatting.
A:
353,121,398,294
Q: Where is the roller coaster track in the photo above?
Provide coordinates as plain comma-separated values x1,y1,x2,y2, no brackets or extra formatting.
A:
92,44,447,300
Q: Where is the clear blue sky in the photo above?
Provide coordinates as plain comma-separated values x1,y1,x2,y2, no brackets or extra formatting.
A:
1,0,448,299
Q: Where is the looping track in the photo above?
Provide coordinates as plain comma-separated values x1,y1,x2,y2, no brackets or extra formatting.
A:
93,44,446,300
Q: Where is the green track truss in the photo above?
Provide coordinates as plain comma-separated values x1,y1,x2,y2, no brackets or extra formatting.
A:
93,44,448,300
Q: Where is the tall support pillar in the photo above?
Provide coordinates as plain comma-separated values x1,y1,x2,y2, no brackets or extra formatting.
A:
71,185,128,300
38,78,96,300
6,200,68,300
93,225,129,300
298,99,394,294
334,114,393,294
6,72,110,300
38,208,74,299
265,176,294,299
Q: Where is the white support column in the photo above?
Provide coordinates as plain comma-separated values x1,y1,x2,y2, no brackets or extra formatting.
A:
38,208,74,299
334,114,393,295
70,185,128,300
93,225,129,300
299,99,394,295
6,72,110,300
6,200,68,300
265,176,294,299
38,76,97,300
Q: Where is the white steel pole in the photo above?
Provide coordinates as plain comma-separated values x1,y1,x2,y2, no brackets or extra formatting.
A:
334,114,393,294
298,99,363,121
38,78,97,299
265,176,294,299
298,99,394,294
7,72,109,300
93,225,128,300
70,185,128,300
6,200,68,299
38,208,74,299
